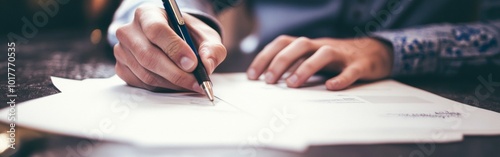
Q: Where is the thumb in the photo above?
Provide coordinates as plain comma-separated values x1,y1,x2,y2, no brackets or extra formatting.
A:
198,42,227,74
183,13,226,74
325,64,364,90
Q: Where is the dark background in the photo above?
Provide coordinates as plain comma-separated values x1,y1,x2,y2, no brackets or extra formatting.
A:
0,0,121,34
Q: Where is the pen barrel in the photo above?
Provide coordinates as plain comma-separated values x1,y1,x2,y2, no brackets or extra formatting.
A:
163,0,183,35
180,25,211,84
163,0,211,85
193,62,211,84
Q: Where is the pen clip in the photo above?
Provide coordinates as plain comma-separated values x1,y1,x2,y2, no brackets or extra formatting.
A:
168,0,185,25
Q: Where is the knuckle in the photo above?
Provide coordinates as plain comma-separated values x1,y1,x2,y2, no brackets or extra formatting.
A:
134,46,148,57
113,44,120,54
134,6,147,18
140,74,157,86
212,43,227,54
170,74,183,85
142,57,158,70
164,37,183,56
211,43,227,63
134,6,154,26
135,48,158,70
115,64,140,88
144,22,168,42
276,35,292,41
115,25,131,42
115,28,125,41
300,61,316,71
296,36,311,43
275,53,293,63
317,45,337,60
294,37,313,48
113,45,123,61
168,73,190,86
275,35,293,46
319,45,335,52
134,9,142,24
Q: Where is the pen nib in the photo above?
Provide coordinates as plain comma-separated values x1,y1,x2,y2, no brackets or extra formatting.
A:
201,81,215,103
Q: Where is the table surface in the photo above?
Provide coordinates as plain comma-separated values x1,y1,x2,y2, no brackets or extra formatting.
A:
1,30,499,157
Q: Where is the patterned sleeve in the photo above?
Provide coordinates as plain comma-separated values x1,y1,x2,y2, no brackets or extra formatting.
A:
372,20,500,77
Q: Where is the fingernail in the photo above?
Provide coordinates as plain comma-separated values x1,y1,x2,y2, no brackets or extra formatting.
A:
192,82,202,93
247,68,256,79
329,80,340,89
265,72,274,83
180,56,195,71
288,74,298,85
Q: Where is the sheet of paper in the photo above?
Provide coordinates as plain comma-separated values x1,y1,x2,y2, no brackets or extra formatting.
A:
210,74,500,147
11,76,263,148
1,73,499,152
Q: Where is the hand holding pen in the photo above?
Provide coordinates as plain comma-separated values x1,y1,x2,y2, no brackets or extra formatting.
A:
113,2,226,97
162,0,215,101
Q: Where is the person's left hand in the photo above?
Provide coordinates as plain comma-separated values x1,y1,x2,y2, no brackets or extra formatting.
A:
246,36,394,90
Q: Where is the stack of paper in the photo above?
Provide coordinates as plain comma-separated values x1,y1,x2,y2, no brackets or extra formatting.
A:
1,73,499,152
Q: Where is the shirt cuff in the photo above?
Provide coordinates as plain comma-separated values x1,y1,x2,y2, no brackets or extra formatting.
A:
370,25,454,77
107,0,160,46
107,0,223,46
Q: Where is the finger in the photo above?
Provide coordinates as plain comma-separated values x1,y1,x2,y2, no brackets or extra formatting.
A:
114,43,190,91
286,46,345,88
136,6,197,72
325,63,365,91
247,35,295,80
116,19,198,91
116,62,190,92
184,14,226,74
115,61,154,90
264,37,318,84
198,43,226,74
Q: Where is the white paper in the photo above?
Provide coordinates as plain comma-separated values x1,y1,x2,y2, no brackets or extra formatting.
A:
1,73,499,152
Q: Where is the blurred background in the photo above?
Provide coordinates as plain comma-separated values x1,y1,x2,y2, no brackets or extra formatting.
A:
0,0,121,45
1,0,499,49
0,0,254,54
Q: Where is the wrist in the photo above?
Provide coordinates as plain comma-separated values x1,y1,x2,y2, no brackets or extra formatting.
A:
366,37,395,79
369,37,394,56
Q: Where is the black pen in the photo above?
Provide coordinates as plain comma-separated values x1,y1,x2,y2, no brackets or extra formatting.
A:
162,0,215,102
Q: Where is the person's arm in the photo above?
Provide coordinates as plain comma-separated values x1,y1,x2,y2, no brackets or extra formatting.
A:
372,20,500,77
107,0,238,92
247,20,500,90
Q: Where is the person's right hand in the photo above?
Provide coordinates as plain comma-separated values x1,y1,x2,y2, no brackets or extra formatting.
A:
114,5,226,92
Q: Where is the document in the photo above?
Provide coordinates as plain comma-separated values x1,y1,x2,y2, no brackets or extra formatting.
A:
1,73,499,151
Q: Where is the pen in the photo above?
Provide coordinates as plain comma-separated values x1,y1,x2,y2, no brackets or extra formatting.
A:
162,0,215,102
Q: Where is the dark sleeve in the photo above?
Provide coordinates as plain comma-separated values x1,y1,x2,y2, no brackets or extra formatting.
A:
372,20,500,77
